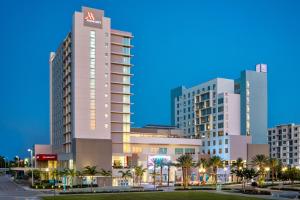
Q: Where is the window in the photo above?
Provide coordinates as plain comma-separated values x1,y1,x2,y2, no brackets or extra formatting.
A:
225,148,228,153
225,139,228,144
219,148,222,154
218,123,224,128
122,47,130,54
159,148,167,154
89,31,96,130
175,148,184,155
218,106,224,112
218,98,224,104
185,148,195,154
218,114,224,121
123,37,130,45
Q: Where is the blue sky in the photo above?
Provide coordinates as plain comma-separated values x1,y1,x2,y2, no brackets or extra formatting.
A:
0,0,300,159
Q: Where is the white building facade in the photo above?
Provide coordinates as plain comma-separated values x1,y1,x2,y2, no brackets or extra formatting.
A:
268,124,300,166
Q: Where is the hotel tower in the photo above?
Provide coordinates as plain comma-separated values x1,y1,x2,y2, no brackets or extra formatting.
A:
50,7,133,172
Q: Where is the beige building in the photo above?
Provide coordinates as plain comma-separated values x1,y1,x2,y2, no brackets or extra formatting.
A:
47,6,203,186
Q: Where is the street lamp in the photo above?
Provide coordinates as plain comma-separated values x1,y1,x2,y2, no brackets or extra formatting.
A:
282,167,287,172
27,149,34,187
3,157,7,172
15,155,20,167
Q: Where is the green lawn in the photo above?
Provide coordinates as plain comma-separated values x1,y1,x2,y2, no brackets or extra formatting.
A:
43,191,267,200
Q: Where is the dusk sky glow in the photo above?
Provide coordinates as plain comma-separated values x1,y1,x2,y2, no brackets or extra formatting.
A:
1,0,300,159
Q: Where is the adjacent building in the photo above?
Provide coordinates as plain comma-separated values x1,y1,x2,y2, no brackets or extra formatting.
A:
268,124,300,167
171,65,268,161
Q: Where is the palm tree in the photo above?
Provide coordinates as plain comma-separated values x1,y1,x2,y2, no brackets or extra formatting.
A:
76,170,84,188
134,165,147,186
165,161,174,186
252,154,269,186
231,157,244,182
0,156,5,168
209,156,223,185
67,169,76,189
151,158,160,188
197,158,209,184
156,158,167,186
269,158,279,183
99,169,112,187
83,166,99,192
118,170,132,186
176,154,194,189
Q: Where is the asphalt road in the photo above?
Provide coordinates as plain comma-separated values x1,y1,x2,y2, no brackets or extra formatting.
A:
0,175,41,200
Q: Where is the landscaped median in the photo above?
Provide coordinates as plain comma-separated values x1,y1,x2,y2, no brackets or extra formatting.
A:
42,191,269,200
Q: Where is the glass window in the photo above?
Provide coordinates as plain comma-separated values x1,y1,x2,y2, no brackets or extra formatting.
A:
185,148,195,154
159,148,167,154
175,148,184,155
123,37,130,45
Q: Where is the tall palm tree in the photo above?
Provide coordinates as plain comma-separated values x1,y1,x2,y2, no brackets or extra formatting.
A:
176,154,194,189
134,165,147,186
156,158,167,186
118,170,132,186
197,158,209,184
83,166,99,192
231,157,244,182
76,170,84,188
252,154,269,186
209,156,223,185
165,161,174,187
99,168,112,187
67,169,76,189
269,158,279,183
151,158,160,188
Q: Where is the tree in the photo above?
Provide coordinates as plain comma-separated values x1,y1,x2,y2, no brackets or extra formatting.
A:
83,166,99,192
197,158,210,184
27,169,41,182
156,158,168,186
251,154,268,186
134,165,147,186
76,170,84,188
231,157,244,182
209,156,223,185
99,168,112,187
269,158,279,183
67,169,76,189
151,158,160,188
284,167,300,184
176,154,194,189
0,156,5,168
118,170,132,186
242,168,257,192
165,161,174,186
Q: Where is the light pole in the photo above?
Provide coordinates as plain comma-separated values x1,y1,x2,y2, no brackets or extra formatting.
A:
3,157,7,174
15,155,20,167
28,149,34,187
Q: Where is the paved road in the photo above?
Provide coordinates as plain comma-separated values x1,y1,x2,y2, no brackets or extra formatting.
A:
0,175,41,200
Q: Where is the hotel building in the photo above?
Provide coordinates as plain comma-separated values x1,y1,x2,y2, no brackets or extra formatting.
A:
171,65,268,162
268,124,300,167
39,6,202,186
50,6,133,172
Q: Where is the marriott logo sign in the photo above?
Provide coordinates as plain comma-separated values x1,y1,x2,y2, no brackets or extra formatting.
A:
85,11,101,25
83,7,103,29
